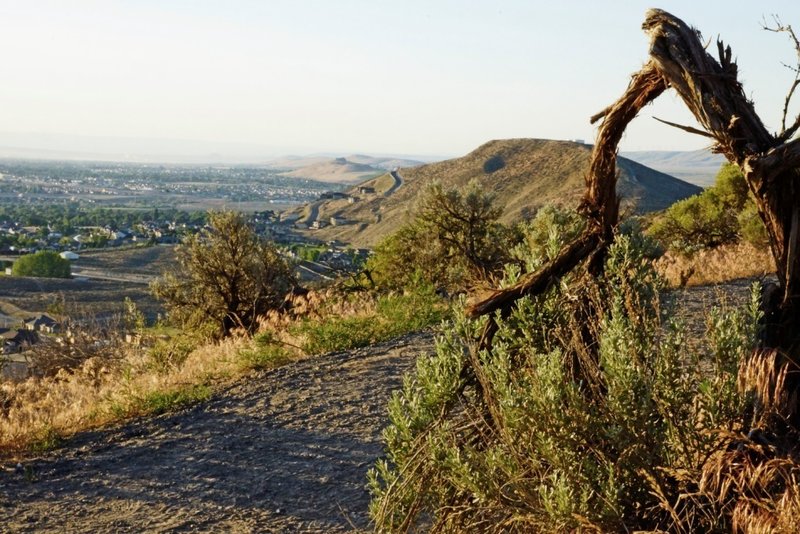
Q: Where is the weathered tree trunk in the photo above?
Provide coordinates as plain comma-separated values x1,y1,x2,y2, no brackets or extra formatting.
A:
641,10,800,426
468,8,800,428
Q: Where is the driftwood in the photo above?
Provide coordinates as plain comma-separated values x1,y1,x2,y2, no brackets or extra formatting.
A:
466,9,800,427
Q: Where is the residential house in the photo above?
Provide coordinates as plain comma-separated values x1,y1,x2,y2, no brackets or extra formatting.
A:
1,328,39,354
320,191,348,200
24,314,61,334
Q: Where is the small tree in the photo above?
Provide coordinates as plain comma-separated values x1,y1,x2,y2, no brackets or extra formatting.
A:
367,180,515,292
11,251,71,278
151,211,295,337
416,180,510,280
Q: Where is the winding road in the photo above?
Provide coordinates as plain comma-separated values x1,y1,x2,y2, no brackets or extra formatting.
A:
383,170,403,196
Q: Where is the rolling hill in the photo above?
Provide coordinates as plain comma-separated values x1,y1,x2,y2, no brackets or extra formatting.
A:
278,157,383,184
266,155,426,184
289,138,701,247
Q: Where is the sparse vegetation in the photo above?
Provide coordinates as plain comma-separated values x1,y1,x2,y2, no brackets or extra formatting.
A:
293,282,444,354
133,384,212,416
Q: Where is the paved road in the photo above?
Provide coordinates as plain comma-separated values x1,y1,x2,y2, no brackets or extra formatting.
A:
384,171,403,196
303,201,323,226
69,267,153,285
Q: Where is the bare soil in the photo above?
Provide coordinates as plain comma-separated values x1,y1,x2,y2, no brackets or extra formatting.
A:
0,331,436,533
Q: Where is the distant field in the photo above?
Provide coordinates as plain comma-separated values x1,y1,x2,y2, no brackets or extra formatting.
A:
74,245,176,276
0,246,175,324
174,200,297,212
0,276,162,324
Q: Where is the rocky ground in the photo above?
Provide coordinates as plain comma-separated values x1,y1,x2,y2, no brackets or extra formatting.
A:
0,331,436,533
0,277,762,533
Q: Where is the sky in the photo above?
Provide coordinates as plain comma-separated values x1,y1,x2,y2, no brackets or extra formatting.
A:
0,0,798,161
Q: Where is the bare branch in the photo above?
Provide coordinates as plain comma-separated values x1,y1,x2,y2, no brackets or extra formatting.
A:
762,15,800,140
465,230,600,318
652,116,715,138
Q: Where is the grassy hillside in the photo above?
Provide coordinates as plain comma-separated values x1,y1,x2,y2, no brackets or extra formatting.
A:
293,138,701,247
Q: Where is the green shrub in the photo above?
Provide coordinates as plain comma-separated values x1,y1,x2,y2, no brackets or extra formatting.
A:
483,155,505,173
29,424,64,453
649,163,765,252
367,223,453,291
11,251,71,278
738,201,770,247
136,384,212,416
369,229,760,532
294,244,325,262
238,332,294,370
510,205,585,273
147,334,200,374
151,210,294,337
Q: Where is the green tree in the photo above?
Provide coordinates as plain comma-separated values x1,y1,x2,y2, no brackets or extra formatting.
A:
151,211,295,337
11,251,71,278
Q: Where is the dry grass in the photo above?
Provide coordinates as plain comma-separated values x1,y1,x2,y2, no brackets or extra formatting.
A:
655,242,775,287
0,333,258,456
0,276,161,321
647,349,800,533
0,288,332,456
0,285,438,457
74,245,176,275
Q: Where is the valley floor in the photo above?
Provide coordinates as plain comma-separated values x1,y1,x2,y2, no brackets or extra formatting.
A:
0,331,435,533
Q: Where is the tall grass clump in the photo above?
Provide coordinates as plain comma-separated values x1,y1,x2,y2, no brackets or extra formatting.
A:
292,280,444,355
369,225,763,532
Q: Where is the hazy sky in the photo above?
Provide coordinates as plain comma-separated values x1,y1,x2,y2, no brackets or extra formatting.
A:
0,0,798,159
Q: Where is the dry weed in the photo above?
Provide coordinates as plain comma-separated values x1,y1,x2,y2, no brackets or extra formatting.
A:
0,285,395,456
655,242,775,287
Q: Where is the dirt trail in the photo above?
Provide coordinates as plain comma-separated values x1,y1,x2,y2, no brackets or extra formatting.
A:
0,331,436,533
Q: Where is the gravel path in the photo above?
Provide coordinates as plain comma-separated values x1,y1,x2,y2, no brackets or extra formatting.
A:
0,331,436,533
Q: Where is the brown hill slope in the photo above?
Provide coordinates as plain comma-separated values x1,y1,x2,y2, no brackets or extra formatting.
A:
279,157,383,184
293,139,701,247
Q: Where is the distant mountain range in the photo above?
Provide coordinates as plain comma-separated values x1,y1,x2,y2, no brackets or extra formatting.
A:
0,132,436,168
622,149,726,188
0,131,725,190
290,138,702,248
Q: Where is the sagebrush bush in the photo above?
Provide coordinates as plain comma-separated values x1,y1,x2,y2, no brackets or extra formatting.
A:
366,180,516,293
369,226,761,532
648,163,767,253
